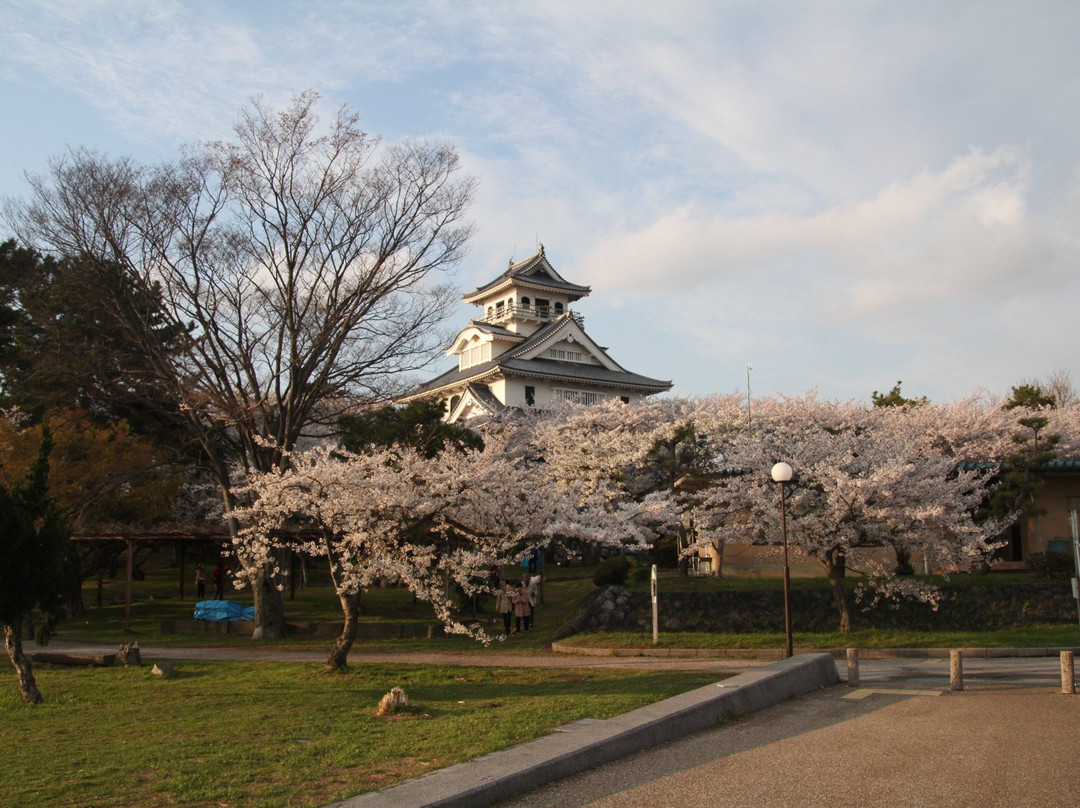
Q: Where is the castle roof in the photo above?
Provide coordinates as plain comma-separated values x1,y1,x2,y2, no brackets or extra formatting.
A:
399,313,671,403
462,244,591,305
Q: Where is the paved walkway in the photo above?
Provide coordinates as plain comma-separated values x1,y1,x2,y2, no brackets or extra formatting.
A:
495,655,1080,808
45,640,765,673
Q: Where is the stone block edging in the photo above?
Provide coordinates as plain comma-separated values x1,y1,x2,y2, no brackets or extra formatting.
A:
331,653,838,808
549,642,1080,660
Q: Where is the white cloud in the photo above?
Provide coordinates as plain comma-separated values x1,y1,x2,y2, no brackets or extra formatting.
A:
3,0,1079,403
578,144,1061,310
572,139,1080,398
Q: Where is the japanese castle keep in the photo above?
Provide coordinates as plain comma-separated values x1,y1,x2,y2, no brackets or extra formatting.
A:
398,245,672,422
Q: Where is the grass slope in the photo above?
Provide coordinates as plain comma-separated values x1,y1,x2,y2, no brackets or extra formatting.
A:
2,661,720,807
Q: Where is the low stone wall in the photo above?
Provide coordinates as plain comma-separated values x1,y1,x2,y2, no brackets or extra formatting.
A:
160,619,256,636
555,581,1078,638
161,620,444,638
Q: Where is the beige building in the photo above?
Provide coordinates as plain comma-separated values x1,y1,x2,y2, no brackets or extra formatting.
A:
996,461,1080,570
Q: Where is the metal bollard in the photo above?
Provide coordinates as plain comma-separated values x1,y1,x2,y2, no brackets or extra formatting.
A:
846,648,859,687
950,649,963,691
1061,651,1075,695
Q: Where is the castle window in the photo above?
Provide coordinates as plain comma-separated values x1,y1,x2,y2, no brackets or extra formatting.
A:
525,386,535,406
548,348,583,362
555,388,604,406
460,343,492,369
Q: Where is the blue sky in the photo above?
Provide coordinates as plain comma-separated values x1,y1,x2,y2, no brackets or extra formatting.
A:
2,1,1078,404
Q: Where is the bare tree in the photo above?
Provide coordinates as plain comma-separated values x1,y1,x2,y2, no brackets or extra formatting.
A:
5,92,474,637
1042,369,1078,408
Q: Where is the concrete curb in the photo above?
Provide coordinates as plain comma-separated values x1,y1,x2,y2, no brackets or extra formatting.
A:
549,642,1080,660
330,652,838,808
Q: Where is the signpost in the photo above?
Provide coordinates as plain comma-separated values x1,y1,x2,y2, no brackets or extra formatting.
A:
1071,511,1080,631
651,564,659,645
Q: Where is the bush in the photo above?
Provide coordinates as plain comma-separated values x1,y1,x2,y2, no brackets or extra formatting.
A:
593,556,630,587
651,539,679,568
1026,551,1074,580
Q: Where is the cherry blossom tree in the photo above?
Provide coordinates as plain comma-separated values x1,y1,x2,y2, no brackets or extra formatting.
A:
519,400,696,565
521,399,673,500
516,396,771,575
692,394,1007,633
235,423,653,669
512,394,1079,636
1049,402,1080,457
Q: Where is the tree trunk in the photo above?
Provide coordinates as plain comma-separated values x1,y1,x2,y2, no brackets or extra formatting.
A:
892,543,915,575
823,548,851,634
224,492,287,639
3,622,43,704
326,590,363,670
677,524,691,577
250,562,286,640
70,580,85,616
710,540,724,578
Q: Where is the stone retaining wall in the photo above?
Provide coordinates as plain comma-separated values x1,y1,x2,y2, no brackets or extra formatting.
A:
555,581,1077,638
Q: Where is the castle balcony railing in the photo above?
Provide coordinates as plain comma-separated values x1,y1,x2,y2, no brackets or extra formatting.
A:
479,302,584,327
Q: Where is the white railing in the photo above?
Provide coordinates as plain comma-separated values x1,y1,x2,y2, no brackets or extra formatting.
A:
479,303,583,326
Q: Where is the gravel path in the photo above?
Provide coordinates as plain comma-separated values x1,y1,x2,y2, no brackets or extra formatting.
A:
45,639,766,673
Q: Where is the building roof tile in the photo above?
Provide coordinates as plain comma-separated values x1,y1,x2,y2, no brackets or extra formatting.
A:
463,245,591,303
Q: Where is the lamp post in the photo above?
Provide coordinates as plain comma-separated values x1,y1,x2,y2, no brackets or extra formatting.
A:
746,364,753,429
771,462,794,658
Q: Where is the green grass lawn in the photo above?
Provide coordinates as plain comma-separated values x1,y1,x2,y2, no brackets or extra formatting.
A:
55,559,1080,653
1,660,722,807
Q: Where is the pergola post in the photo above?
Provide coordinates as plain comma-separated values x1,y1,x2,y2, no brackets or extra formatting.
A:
178,541,186,600
124,538,134,633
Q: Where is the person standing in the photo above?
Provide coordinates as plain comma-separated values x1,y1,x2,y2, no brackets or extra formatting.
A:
211,560,228,599
523,572,542,627
513,583,531,632
195,562,206,599
495,581,514,635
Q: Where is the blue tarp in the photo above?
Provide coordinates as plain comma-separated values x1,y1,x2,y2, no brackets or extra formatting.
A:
193,600,255,622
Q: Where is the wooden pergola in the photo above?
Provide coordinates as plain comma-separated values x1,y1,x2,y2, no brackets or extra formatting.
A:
70,532,231,632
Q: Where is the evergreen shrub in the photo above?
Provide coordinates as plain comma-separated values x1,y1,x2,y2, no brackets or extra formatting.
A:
593,556,630,587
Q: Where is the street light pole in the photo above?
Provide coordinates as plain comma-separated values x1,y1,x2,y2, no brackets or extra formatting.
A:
746,363,753,430
771,462,794,658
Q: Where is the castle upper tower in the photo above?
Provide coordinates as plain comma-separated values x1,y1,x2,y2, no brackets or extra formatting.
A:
399,245,671,422
461,244,591,337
